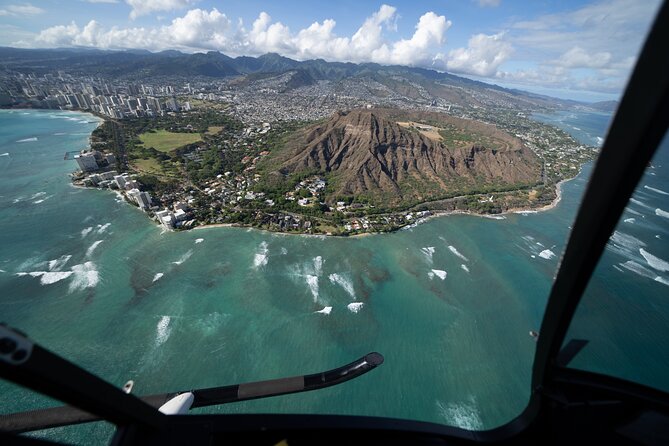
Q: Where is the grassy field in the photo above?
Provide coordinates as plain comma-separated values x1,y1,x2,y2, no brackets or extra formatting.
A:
130,158,164,175
139,129,202,153
207,126,224,134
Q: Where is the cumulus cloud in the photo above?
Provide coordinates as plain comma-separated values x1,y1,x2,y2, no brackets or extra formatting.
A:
126,0,198,20
84,0,119,3
446,33,512,76
0,3,45,16
35,4,453,69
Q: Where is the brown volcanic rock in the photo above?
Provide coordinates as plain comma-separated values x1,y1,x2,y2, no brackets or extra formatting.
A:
272,108,542,206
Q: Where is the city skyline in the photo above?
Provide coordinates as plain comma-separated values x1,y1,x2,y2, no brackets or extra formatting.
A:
0,0,661,101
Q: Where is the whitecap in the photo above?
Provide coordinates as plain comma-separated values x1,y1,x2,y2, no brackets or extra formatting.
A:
644,185,669,196
625,208,643,217
155,316,172,346
448,246,469,262
54,132,66,136
48,255,72,271
538,249,556,260
81,227,93,238
595,136,604,146
630,198,653,210
328,273,356,299
17,137,37,142
484,215,506,220
347,302,364,313
656,208,669,219
421,247,435,262
25,271,73,285
86,240,103,257
281,247,288,255
315,306,332,315
313,256,323,276
655,276,669,287
172,250,193,265
306,275,319,302
460,264,470,273
69,262,99,292
96,223,111,234
152,273,164,282
0,153,8,157
431,269,447,280
194,238,204,244
623,218,635,223
640,248,669,272
253,241,269,268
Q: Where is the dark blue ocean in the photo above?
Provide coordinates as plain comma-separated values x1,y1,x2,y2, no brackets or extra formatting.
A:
0,109,667,443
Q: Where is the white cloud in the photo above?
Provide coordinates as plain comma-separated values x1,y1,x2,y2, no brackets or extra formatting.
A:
126,0,198,20
446,33,512,76
555,46,611,69
84,0,119,3
0,3,45,16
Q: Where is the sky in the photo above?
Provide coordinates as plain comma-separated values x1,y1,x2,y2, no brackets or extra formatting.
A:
0,0,662,101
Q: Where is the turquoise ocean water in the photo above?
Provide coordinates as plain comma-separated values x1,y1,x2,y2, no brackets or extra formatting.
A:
0,109,667,443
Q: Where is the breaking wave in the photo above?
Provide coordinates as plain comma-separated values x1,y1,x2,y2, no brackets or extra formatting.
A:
81,226,93,238
17,137,37,142
96,223,111,234
640,248,669,272
428,269,447,280
27,271,74,285
152,273,164,282
253,241,269,268
195,238,204,244
656,208,669,219
0,153,8,157
86,240,103,257
328,273,356,299
172,250,193,265
461,264,470,273
306,275,319,302
347,302,364,313
48,255,72,272
448,246,469,262
538,249,556,260
421,247,436,263
69,262,100,292
315,306,332,315
644,185,669,196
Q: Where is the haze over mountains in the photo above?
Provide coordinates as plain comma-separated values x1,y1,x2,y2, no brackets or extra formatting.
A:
0,47,612,111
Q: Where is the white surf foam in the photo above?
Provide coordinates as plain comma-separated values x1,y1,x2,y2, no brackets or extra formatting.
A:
623,218,635,223
538,249,556,260
194,238,204,244
347,302,364,313
96,223,111,234
48,255,72,271
655,276,669,287
448,246,469,262
306,275,319,302
54,132,66,135
281,247,288,255
431,269,447,280
28,271,74,285
69,262,99,292
17,137,37,142
313,256,323,276
0,153,8,157
640,248,669,272
86,240,103,257
461,264,470,273
656,208,669,219
152,273,164,283
596,136,604,146
172,250,193,265
328,273,356,299
253,241,269,268
315,306,332,315
625,208,643,217
644,185,669,196
421,247,436,262
155,316,172,346
484,215,506,220
630,198,653,210
81,226,93,238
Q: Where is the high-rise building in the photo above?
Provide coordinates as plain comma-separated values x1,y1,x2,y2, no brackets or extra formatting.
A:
74,153,99,172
